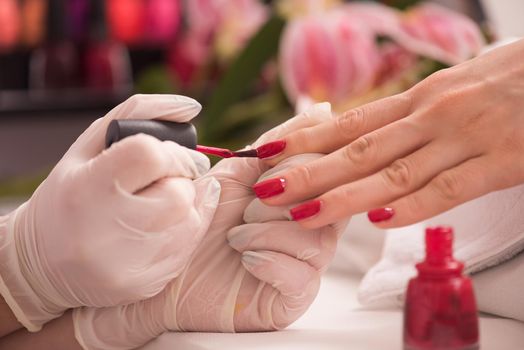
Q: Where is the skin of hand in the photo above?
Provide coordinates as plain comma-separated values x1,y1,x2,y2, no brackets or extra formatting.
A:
254,38,524,229
0,94,220,332
70,103,347,350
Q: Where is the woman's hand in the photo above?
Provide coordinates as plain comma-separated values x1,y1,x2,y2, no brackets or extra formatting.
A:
0,95,220,332
252,39,524,229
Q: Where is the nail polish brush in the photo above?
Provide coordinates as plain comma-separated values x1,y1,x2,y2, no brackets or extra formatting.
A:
105,119,271,158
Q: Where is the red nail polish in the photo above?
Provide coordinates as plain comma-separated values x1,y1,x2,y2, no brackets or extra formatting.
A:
404,226,479,350
367,207,395,223
256,140,286,159
290,200,322,221
253,178,286,199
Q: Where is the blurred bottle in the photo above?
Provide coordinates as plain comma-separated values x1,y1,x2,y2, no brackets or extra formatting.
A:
29,0,79,90
403,227,479,350
107,0,145,45
67,0,90,41
20,0,46,48
0,0,21,52
84,0,132,91
144,0,180,45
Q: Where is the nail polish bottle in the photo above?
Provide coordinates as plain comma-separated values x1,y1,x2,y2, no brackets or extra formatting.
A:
0,0,21,52
107,0,145,45
145,0,180,45
404,227,479,350
66,0,90,42
20,0,46,48
29,0,79,90
83,0,132,91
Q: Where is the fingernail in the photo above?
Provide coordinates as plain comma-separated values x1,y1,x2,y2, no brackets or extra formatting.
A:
253,178,286,199
290,200,322,221
367,207,395,223
241,251,275,270
256,140,287,159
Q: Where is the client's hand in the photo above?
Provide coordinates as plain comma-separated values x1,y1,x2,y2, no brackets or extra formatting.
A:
0,95,220,332
72,104,346,349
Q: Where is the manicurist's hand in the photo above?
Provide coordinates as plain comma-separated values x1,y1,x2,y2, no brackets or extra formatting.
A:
0,95,220,332
71,104,347,350
253,39,524,229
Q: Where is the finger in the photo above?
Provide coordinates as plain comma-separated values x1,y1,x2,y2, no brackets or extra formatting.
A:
241,250,320,329
370,155,495,228
87,134,202,193
252,102,333,149
243,198,292,223
289,138,479,229
256,117,427,206
228,222,337,271
79,94,202,158
263,92,413,166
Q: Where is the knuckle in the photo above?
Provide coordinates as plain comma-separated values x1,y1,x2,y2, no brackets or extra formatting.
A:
291,164,315,187
382,159,413,190
343,134,377,167
335,108,365,139
129,134,167,170
403,193,425,219
432,171,463,201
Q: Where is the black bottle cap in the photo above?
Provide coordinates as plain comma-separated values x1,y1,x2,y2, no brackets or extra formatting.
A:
105,120,198,150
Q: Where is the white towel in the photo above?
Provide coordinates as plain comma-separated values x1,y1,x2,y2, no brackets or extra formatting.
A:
357,184,524,321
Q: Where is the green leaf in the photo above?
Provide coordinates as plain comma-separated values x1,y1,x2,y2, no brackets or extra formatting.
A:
201,14,286,142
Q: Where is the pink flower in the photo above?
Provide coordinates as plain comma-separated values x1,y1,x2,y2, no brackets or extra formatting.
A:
170,0,268,84
341,2,485,66
279,10,381,107
401,3,485,64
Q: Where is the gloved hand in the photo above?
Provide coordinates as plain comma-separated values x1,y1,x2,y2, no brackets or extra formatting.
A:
73,103,348,349
0,95,220,332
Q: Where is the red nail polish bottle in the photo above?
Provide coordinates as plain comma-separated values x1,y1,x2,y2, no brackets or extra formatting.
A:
404,227,479,350
29,0,79,90
84,0,132,92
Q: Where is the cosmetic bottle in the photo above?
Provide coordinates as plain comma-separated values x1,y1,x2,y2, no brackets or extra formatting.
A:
0,0,21,52
67,0,90,42
84,0,132,91
107,0,144,45
29,0,79,90
404,227,479,350
145,0,180,45
20,0,46,48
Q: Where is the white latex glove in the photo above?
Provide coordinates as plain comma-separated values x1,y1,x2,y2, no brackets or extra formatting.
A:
73,103,347,350
0,95,220,332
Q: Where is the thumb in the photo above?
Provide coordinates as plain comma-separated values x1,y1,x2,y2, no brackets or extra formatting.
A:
73,94,202,160
240,250,320,330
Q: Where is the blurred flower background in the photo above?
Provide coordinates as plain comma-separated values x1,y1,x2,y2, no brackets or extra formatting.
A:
0,0,493,202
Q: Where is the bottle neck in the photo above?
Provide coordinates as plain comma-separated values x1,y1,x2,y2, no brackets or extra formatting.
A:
88,0,108,41
47,0,68,42
417,226,464,277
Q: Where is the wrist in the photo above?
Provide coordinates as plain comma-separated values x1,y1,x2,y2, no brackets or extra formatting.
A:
0,204,63,332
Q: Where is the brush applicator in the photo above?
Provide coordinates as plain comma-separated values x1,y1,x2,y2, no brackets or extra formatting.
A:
105,119,276,158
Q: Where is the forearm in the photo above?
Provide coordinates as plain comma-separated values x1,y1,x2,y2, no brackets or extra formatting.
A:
0,294,22,337
0,310,82,350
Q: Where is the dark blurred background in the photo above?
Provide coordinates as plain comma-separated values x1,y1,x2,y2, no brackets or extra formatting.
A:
0,0,518,212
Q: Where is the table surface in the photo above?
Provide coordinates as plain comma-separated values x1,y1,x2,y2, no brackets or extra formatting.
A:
142,271,524,350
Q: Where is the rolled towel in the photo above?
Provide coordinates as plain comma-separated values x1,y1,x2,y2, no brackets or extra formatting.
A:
357,183,524,321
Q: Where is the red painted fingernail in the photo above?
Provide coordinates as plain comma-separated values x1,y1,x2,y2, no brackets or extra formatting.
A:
256,140,287,159
290,200,322,221
253,178,286,199
367,207,395,223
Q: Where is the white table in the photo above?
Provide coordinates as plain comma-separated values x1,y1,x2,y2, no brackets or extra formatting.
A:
142,272,524,350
